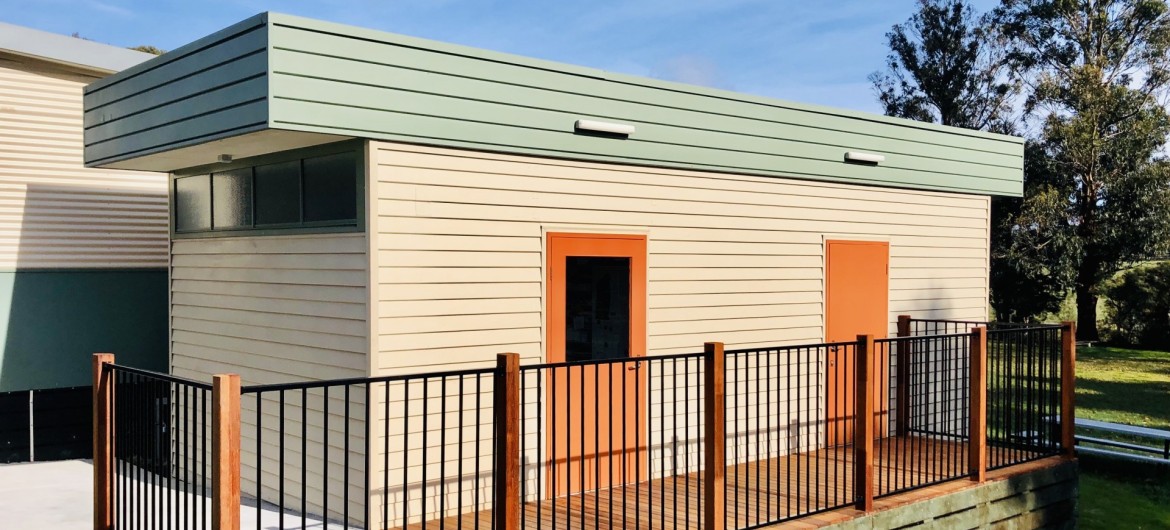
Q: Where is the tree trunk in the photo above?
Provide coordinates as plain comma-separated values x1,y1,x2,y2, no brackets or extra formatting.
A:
1075,281,1099,341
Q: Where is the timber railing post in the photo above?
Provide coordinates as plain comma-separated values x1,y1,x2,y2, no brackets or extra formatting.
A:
896,315,911,437
704,342,726,530
212,374,241,530
854,335,875,512
92,353,114,530
494,353,521,530
969,327,988,482
1060,322,1077,458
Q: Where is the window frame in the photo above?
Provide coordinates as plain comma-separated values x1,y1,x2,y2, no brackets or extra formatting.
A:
170,140,365,239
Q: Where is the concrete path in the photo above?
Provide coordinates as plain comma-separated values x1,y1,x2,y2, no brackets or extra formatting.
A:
0,460,93,530
0,460,355,529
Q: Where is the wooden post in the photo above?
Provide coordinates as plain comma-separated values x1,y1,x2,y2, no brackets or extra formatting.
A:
1061,322,1077,458
895,315,912,437
703,342,726,530
969,327,988,482
854,334,875,512
92,353,114,530
494,353,521,530
212,374,241,530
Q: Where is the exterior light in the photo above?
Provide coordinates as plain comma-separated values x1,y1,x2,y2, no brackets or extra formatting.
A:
844,152,885,164
575,119,636,136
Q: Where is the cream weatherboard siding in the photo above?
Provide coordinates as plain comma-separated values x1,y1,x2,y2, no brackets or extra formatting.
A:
0,53,168,392
0,56,167,269
370,140,990,523
372,141,990,373
170,233,368,524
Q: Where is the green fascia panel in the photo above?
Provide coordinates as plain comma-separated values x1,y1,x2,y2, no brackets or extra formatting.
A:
82,14,270,168
85,11,1025,197
0,270,168,392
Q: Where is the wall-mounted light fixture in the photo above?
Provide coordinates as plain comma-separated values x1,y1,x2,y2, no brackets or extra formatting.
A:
575,119,636,136
844,151,885,164
217,154,234,164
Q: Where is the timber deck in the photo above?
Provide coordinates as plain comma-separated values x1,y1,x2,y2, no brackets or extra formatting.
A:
393,436,1031,530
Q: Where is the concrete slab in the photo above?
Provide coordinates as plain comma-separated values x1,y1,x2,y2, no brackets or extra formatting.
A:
0,460,358,529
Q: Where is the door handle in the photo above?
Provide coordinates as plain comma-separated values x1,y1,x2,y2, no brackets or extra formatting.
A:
627,361,642,371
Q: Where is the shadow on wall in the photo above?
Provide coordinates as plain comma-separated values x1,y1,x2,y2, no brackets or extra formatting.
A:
0,182,168,392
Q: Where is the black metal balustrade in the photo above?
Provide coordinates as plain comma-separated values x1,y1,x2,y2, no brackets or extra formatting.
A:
106,363,213,530
985,325,1064,469
94,319,1074,530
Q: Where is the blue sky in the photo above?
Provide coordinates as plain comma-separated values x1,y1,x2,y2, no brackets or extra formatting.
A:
2,0,1000,113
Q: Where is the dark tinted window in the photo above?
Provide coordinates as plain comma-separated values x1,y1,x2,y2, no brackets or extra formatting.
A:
212,168,252,229
565,257,631,362
254,161,301,226
174,175,211,232
303,152,358,222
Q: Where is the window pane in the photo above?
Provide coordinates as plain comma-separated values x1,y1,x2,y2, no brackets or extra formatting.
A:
254,160,301,225
565,257,631,362
303,152,357,223
212,168,253,229
174,175,211,232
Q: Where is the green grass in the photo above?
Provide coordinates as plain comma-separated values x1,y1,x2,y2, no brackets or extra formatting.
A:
1073,345,1170,530
1076,346,1170,429
1079,468,1170,529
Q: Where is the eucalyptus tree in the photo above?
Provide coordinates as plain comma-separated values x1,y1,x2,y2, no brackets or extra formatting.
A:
997,0,1170,339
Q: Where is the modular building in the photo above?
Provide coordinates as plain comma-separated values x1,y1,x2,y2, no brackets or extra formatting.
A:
84,12,1028,528
0,22,168,461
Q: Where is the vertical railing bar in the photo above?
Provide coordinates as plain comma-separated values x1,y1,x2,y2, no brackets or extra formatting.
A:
422,377,429,529
306,386,311,526
363,383,371,530
342,385,350,530
322,386,329,524
441,375,447,526
278,389,285,528
596,364,601,530
459,376,465,530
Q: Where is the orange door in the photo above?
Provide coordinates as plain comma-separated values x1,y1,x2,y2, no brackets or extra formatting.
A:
546,233,647,498
825,240,889,445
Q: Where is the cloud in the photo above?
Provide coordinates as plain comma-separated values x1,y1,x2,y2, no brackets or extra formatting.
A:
651,54,731,90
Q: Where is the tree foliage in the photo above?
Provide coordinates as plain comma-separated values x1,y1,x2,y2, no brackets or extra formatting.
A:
1102,261,1170,348
870,0,1017,130
996,0,1170,338
129,45,165,55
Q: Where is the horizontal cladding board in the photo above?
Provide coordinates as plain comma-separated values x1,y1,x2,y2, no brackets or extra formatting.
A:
380,180,986,229
82,16,270,167
287,99,1018,196
169,233,365,386
0,61,168,268
266,21,1021,199
380,164,989,220
374,142,990,373
272,74,1015,188
268,38,1019,160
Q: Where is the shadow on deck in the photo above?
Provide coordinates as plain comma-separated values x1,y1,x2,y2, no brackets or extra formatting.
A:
394,435,1001,530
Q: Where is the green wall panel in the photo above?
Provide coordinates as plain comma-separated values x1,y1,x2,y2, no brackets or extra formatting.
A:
0,270,168,392
85,11,1025,196
83,15,269,167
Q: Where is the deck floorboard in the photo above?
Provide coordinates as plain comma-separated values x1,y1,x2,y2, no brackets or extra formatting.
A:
393,436,1044,530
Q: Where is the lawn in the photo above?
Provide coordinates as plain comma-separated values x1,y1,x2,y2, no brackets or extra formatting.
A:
1074,345,1170,530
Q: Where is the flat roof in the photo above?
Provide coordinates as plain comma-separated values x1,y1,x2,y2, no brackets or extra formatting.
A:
0,21,153,74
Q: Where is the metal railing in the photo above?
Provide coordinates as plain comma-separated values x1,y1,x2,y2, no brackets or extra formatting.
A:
238,367,497,530
517,352,705,530
94,318,1076,530
723,341,856,528
908,319,1031,337
986,325,1064,469
105,363,213,530
874,333,972,497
